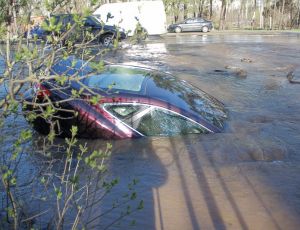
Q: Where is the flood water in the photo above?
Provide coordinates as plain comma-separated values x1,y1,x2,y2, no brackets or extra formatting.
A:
1,33,300,229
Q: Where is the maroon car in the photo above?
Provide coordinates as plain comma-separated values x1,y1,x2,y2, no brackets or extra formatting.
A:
23,57,226,139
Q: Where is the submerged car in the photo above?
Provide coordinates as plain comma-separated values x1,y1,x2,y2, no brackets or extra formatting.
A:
23,57,226,139
168,18,213,33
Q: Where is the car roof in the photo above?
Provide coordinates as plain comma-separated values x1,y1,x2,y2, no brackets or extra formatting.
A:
48,14,100,25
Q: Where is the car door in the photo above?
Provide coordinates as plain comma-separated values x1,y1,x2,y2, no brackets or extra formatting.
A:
181,19,193,32
194,18,205,31
183,19,200,32
63,15,82,42
83,17,99,41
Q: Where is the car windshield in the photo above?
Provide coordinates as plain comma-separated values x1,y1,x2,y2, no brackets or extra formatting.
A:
179,80,226,129
82,66,148,92
85,16,101,26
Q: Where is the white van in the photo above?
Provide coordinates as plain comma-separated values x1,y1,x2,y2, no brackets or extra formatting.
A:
93,1,167,36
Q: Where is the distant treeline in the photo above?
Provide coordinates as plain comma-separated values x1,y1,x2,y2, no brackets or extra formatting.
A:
1,0,300,36
164,0,300,30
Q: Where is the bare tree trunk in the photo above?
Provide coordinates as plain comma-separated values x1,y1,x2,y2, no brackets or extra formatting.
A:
298,3,300,28
173,2,179,23
298,0,300,28
11,0,18,36
219,0,227,30
273,0,278,29
238,7,242,28
198,0,205,17
289,8,292,28
174,15,179,23
198,4,201,17
259,0,264,28
184,3,188,19
280,0,286,29
245,0,249,22
251,11,256,29
269,0,272,29
240,0,247,28
210,0,213,19
278,1,282,28
194,0,197,18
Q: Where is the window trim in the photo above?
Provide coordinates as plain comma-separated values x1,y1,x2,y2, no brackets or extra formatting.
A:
102,102,212,135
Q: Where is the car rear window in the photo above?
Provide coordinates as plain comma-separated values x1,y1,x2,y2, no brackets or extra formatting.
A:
83,66,147,92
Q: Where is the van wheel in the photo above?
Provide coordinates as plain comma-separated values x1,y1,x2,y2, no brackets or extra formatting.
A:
175,27,182,33
202,26,209,33
101,34,114,47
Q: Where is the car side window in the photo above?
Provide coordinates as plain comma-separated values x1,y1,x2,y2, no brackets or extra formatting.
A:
104,104,209,136
104,104,151,129
84,18,94,27
136,108,209,136
196,18,205,23
185,19,193,24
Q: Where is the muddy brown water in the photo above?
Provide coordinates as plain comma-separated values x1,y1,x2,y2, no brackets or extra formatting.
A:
1,33,300,229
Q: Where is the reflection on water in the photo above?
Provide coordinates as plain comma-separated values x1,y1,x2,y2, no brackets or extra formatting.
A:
1,34,300,229
0,57,6,99
0,56,4,74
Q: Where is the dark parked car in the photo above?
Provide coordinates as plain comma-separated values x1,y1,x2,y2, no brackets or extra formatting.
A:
23,57,226,139
25,14,126,46
24,25,47,40
168,18,213,33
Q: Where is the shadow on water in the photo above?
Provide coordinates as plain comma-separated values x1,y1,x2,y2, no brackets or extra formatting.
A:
145,133,299,229
179,135,279,230
81,138,167,229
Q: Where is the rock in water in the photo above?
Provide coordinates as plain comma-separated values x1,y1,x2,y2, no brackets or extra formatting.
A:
241,58,253,63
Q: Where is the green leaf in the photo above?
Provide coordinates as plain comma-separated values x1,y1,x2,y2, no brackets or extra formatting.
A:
10,177,17,185
41,177,46,184
106,143,112,149
20,129,32,142
55,75,68,85
130,220,136,226
137,200,144,210
3,169,13,180
90,61,105,72
90,95,102,105
55,187,62,200
130,192,137,200
79,144,88,154
71,126,78,137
